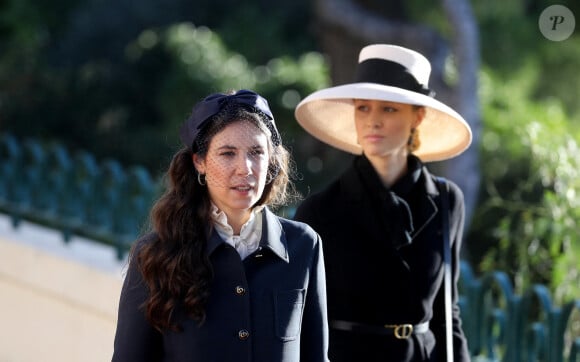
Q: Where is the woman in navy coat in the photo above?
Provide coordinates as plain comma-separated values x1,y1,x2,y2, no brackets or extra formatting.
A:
112,90,329,362
294,44,471,361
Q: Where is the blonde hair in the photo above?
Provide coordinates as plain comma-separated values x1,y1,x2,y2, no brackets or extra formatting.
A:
407,127,420,153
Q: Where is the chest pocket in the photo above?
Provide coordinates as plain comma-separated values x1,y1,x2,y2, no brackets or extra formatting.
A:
274,289,305,341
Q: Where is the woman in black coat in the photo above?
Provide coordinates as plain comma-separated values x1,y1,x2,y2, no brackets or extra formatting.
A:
112,90,329,362
293,44,472,361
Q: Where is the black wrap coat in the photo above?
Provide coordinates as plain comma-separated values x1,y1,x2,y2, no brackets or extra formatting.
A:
112,207,329,362
294,155,470,362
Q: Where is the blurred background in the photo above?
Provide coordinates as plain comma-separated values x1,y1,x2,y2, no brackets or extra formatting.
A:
1,0,579,360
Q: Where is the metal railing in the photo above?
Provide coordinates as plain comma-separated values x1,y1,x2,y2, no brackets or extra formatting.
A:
0,133,159,259
1,132,578,361
460,263,580,361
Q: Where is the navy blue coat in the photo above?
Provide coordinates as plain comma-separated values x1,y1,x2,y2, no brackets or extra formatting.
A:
294,156,470,362
112,207,329,362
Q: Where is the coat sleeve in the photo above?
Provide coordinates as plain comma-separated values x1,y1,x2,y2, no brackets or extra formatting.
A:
432,182,471,362
299,232,330,362
111,251,163,361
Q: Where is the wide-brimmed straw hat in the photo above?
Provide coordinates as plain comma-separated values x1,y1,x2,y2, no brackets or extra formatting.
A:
294,44,472,162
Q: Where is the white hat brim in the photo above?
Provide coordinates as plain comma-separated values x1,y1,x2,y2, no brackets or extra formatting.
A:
295,83,472,162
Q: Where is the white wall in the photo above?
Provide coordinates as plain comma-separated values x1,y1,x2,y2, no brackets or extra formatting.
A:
0,216,126,362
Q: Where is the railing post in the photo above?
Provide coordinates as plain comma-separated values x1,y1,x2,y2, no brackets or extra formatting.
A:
40,143,73,225
0,133,22,227
21,139,46,218
556,300,580,362
58,150,100,241
112,165,157,259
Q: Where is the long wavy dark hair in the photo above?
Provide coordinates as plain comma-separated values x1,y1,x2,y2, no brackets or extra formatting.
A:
131,103,297,332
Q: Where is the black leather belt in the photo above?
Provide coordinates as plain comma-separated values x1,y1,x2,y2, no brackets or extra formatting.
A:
330,320,430,339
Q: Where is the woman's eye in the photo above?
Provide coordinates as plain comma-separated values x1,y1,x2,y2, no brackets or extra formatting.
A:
383,107,397,113
219,151,236,157
249,149,265,157
356,105,369,112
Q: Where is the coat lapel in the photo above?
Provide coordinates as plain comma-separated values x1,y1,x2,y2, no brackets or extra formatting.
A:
259,207,290,263
408,170,439,243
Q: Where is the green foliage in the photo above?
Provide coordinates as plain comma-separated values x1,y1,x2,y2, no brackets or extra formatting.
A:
406,0,580,119
0,0,328,179
211,1,315,63
469,65,580,303
473,0,580,119
123,22,329,176
131,23,329,131
534,37,580,119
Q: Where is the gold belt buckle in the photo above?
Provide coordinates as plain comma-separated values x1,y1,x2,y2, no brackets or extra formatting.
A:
384,324,414,339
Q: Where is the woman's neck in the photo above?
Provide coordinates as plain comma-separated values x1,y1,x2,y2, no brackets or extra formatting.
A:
226,213,250,235
365,153,408,188
214,208,250,235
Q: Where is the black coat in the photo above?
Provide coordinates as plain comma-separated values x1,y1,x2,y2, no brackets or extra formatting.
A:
294,156,470,362
112,207,329,362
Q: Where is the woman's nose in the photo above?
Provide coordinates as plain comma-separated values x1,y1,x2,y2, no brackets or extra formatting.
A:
236,155,252,175
367,116,382,128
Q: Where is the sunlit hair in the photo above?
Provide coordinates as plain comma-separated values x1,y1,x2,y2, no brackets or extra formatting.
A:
408,105,423,153
131,102,298,332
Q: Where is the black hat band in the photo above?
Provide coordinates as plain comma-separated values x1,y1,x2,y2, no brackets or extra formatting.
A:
354,59,435,97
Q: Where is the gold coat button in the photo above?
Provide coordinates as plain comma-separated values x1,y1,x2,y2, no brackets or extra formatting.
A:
235,286,246,295
238,329,250,340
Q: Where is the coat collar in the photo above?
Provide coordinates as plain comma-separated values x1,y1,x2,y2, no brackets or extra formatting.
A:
259,207,290,262
422,167,441,197
205,207,289,263
341,155,440,198
339,155,441,246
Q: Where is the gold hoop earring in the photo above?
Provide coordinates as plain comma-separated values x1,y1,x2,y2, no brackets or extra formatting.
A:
407,128,420,153
197,173,206,186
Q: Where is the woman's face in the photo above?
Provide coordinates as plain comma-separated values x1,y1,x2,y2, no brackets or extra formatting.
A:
354,99,424,159
193,120,270,220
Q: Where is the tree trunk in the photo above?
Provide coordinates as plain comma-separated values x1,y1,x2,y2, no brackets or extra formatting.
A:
439,0,481,232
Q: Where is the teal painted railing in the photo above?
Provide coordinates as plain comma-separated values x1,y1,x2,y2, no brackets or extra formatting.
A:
0,133,159,259
1,132,578,361
459,263,580,362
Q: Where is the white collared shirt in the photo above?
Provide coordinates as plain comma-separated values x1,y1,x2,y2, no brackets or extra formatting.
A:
210,204,263,260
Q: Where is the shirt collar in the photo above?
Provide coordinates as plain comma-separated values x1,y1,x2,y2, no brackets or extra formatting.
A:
209,203,263,260
205,206,289,263
210,203,263,239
